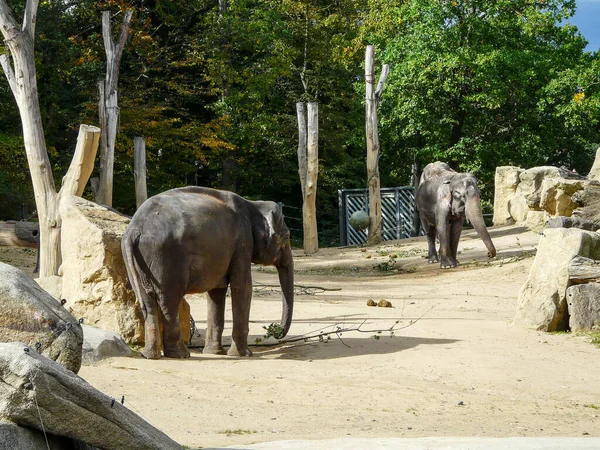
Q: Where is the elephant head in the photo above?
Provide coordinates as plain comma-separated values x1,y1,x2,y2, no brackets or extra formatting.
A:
447,175,497,258
251,201,294,338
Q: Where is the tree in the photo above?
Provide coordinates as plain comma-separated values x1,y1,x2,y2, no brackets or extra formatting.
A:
362,0,599,200
0,0,100,276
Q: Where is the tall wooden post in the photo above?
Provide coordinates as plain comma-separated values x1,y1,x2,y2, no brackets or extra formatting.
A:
365,45,389,245
297,102,319,254
96,9,132,207
134,136,148,209
411,159,422,237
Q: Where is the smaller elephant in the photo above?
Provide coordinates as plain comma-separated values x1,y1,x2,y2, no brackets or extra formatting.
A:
416,162,496,269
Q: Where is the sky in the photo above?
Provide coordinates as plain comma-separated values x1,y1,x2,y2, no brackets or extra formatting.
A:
571,0,600,52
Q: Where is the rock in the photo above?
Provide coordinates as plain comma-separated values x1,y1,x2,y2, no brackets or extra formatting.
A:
539,178,586,217
35,275,63,300
377,299,392,308
514,228,600,331
566,284,600,331
0,342,182,450
0,262,83,374
572,182,600,223
367,299,376,307
546,216,600,232
493,166,523,226
524,210,549,230
507,195,530,223
59,195,144,346
0,421,98,450
59,196,190,347
82,325,134,364
516,166,561,210
587,147,600,181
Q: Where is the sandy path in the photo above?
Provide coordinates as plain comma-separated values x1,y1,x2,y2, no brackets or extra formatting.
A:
71,225,600,449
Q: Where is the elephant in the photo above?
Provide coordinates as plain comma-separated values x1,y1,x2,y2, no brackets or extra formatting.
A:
415,162,496,269
121,186,294,359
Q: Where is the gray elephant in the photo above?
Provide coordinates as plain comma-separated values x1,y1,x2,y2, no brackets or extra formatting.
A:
121,187,294,359
415,162,496,269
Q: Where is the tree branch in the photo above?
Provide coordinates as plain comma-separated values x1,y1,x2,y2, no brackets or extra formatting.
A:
0,53,16,95
22,0,39,40
101,10,114,61
0,0,20,42
375,64,390,102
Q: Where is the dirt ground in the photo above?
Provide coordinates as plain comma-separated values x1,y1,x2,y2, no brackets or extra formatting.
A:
3,225,600,449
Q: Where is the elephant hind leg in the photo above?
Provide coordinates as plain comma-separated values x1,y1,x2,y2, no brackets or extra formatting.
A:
141,291,162,360
159,291,190,359
204,287,227,355
425,223,438,264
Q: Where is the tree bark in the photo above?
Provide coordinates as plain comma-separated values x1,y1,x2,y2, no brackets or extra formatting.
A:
134,136,148,208
365,45,389,245
296,102,308,199
411,159,422,237
302,102,319,254
96,9,132,207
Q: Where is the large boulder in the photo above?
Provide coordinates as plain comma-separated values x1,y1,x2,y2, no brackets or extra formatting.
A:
566,283,600,331
0,342,182,450
516,166,561,210
514,228,600,331
59,195,144,345
507,194,530,224
493,166,523,226
0,262,83,374
82,325,135,364
539,178,586,217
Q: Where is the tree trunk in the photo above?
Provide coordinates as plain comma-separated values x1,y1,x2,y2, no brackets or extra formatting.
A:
302,102,319,254
296,102,308,198
96,9,133,207
365,45,389,245
134,136,148,208
411,159,422,237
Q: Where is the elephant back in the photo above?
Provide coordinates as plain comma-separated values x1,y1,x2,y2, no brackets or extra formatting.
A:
420,161,456,184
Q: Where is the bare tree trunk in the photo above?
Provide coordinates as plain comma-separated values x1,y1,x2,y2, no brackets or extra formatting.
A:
302,102,319,254
411,159,422,237
96,9,132,207
296,102,308,199
365,45,389,246
134,136,148,209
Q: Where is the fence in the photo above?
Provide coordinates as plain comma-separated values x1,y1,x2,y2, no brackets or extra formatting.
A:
338,187,420,246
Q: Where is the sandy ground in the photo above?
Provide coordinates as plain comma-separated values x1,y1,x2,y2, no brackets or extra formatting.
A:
4,225,600,449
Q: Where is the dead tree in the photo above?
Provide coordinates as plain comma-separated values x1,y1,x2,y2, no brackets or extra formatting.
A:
365,45,389,245
134,136,148,208
0,0,101,276
296,102,319,254
96,9,133,207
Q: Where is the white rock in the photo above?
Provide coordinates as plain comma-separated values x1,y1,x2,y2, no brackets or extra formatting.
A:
493,166,523,226
516,166,561,209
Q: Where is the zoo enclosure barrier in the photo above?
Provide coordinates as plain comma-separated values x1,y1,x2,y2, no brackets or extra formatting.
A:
338,187,422,246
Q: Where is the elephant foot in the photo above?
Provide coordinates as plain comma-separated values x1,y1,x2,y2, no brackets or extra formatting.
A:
142,346,162,360
428,258,439,264
440,258,458,269
203,344,227,355
163,342,190,359
227,345,253,357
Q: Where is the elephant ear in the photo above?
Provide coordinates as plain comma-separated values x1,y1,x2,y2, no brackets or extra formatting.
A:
437,180,452,209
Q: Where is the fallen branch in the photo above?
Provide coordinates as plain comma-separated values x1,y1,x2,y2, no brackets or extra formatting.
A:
252,282,342,296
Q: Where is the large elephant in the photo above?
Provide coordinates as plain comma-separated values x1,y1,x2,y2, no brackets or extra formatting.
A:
121,187,294,359
415,162,496,269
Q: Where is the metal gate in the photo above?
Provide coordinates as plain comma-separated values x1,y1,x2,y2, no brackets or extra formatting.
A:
338,187,419,246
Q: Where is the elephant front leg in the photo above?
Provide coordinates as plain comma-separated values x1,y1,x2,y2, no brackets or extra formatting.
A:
228,272,253,357
450,218,464,267
204,288,227,355
437,217,456,269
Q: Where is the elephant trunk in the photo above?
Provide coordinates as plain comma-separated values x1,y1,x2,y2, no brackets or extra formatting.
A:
465,192,496,258
276,243,294,338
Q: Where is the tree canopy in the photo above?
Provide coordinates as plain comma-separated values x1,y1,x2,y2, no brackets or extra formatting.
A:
0,0,598,244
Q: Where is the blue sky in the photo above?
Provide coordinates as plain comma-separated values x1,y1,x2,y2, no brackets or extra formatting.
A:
571,0,600,52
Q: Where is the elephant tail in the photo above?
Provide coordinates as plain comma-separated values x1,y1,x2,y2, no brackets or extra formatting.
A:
122,228,153,320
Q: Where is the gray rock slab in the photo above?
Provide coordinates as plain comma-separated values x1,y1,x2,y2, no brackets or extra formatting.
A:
0,342,182,450
567,283,600,331
0,262,83,373
0,421,98,450
82,324,135,364
213,437,600,450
